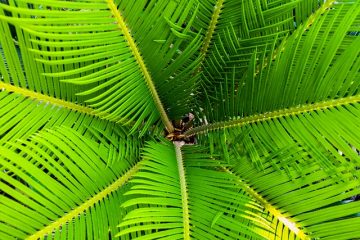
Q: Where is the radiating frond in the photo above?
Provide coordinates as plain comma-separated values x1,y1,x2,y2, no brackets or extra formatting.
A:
1,0,360,239
194,0,327,92
200,1,360,122
195,98,360,239
224,168,310,240
188,2,360,235
0,0,205,129
0,86,136,146
118,141,271,239
0,126,141,239
227,140,360,240
115,0,203,118
0,0,176,133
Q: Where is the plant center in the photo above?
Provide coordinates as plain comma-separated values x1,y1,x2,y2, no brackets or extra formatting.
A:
165,113,196,144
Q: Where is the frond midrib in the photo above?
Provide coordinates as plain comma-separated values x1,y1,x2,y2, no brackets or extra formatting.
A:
0,82,106,117
174,141,190,239
224,167,310,240
185,94,360,136
195,0,224,74
26,163,141,240
200,0,224,58
106,0,174,133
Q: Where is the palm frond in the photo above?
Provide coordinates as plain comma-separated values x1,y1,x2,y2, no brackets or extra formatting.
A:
0,0,207,129
198,99,360,182
195,0,327,89
115,0,203,119
227,143,360,239
118,141,271,239
0,125,141,239
195,98,360,239
1,0,360,239
200,1,359,122
225,167,310,240
0,0,177,133
0,87,130,145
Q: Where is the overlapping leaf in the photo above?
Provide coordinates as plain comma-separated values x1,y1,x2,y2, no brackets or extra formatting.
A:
199,98,360,239
0,88,140,148
118,141,271,239
1,0,360,240
227,130,360,240
0,125,141,239
202,1,360,121
115,0,203,118
194,0,326,94
188,2,360,239
0,0,206,125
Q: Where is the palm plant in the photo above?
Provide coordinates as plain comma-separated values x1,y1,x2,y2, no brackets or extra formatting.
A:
0,0,359,239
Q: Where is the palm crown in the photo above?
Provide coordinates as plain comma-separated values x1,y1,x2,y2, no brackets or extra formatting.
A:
0,0,359,239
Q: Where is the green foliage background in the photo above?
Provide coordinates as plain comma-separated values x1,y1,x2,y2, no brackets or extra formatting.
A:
0,0,359,239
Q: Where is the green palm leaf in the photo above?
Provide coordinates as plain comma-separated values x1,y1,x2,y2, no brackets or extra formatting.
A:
197,99,360,239
115,0,203,118
194,0,327,93
0,125,140,239
198,1,359,122
0,88,113,144
0,0,203,133
1,0,360,239
228,143,360,239
184,1,360,239
118,141,271,239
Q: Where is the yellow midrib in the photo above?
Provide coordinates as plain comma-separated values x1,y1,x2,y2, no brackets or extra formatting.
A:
224,167,310,240
26,163,140,240
0,82,105,116
185,94,360,136
174,141,190,239
200,0,224,57
195,0,224,74
105,0,174,133
304,0,335,31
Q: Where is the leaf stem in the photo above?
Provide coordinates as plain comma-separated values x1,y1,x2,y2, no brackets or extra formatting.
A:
200,0,224,57
174,141,190,239
185,95,360,136
106,0,174,133
195,0,224,74
0,82,102,116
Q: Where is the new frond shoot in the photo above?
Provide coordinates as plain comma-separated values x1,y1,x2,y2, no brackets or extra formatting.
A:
166,113,196,144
